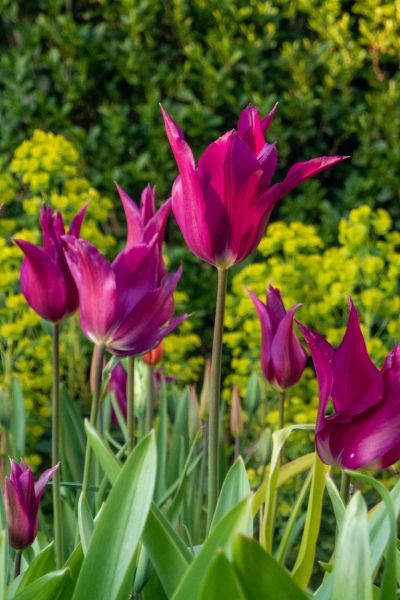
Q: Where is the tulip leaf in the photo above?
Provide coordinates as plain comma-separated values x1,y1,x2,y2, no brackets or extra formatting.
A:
172,496,252,600
233,534,309,599
0,531,7,600
13,569,69,600
143,504,191,597
325,476,345,531
60,385,85,482
331,491,373,600
17,543,55,590
72,431,157,600
210,457,251,532
84,419,121,485
62,544,84,600
155,381,168,501
199,552,246,599
77,493,94,556
167,387,189,486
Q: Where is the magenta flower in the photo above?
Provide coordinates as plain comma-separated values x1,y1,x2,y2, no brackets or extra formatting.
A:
109,363,127,425
63,235,186,356
248,285,306,389
14,204,87,322
3,459,59,550
115,183,170,279
299,298,400,470
162,104,347,268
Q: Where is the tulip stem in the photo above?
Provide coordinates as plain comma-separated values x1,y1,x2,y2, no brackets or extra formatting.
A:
278,389,287,430
207,266,228,531
340,470,351,504
52,322,63,569
127,357,135,452
14,550,21,578
81,344,105,502
146,365,155,433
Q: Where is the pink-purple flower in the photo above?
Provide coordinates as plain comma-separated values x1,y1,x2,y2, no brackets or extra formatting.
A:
248,285,306,389
14,204,87,322
3,459,59,550
63,235,186,356
299,298,400,470
162,104,347,268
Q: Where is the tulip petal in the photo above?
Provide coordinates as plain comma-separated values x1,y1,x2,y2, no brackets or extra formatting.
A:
248,289,274,382
4,478,33,549
140,184,156,223
261,102,278,134
34,463,59,502
266,285,286,334
237,105,267,155
63,236,117,343
331,298,383,412
68,203,89,237
15,239,68,322
270,305,307,388
116,183,144,247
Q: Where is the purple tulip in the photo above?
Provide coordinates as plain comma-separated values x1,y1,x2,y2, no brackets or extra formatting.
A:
299,298,400,470
109,363,127,425
14,204,87,322
162,104,347,268
3,459,59,550
115,183,171,279
248,285,307,389
63,235,186,356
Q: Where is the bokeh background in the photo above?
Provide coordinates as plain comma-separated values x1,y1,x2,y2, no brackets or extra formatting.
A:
1,0,399,466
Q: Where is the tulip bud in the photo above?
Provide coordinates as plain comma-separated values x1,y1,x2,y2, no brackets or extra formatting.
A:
199,359,211,420
3,459,59,550
188,385,201,439
142,343,164,366
230,385,244,438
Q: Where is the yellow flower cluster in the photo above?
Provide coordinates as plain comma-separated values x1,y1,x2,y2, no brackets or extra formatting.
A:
224,207,400,444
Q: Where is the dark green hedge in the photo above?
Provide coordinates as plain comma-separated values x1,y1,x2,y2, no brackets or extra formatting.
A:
1,0,399,238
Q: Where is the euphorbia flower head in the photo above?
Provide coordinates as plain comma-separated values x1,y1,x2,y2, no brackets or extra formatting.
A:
3,459,59,550
63,235,186,356
109,363,127,425
299,298,400,470
14,204,87,322
115,183,170,279
248,285,306,389
162,104,347,268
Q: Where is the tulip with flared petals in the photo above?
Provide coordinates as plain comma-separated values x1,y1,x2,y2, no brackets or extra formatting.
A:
299,298,400,470
63,235,186,356
14,204,87,322
162,104,347,269
4,459,59,550
248,285,306,389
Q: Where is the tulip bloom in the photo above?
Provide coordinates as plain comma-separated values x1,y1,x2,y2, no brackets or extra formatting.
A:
4,459,59,550
299,298,400,470
162,104,347,268
63,235,186,356
248,285,306,389
14,204,87,322
109,363,127,424
115,183,170,279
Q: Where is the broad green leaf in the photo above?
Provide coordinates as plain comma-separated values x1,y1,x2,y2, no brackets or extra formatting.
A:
291,454,329,588
17,543,55,591
13,569,69,600
233,535,309,600
0,531,7,600
60,385,85,483
10,378,25,455
331,491,372,600
166,431,201,523
84,419,121,485
72,432,157,600
77,494,94,556
199,552,245,599
210,457,250,533
62,544,84,600
325,476,345,530
143,504,191,597
172,496,252,600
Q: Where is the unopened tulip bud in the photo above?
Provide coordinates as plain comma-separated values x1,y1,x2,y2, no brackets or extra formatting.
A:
230,385,244,438
199,359,211,420
142,343,164,366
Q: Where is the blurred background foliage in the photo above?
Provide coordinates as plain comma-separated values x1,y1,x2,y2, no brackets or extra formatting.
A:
0,0,399,464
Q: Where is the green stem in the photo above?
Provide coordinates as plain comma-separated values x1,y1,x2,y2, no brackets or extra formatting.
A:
127,357,135,452
278,389,287,430
14,550,21,578
145,364,155,433
207,266,228,530
81,344,105,501
340,470,351,504
52,322,63,568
